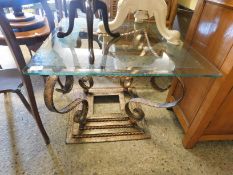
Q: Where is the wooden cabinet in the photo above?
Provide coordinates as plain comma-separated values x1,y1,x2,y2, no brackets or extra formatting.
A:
167,0,233,148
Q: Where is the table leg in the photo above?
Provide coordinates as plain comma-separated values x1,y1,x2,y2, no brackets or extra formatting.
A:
124,77,185,124
65,76,151,143
44,75,88,114
43,76,184,144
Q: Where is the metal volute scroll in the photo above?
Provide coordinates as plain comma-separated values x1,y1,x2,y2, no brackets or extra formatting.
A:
150,77,172,92
120,77,134,89
73,100,89,124
56,76,74,94
78,76,94,90
44,76,85,114
125,77,185,122
125,102,145,123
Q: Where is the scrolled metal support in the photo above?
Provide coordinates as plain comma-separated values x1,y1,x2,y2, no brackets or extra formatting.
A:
125,77,185,121
73,99,88,125
120,77,133,89
150,77,171,92
44,76,86,114
56,76,74,94
125,102,145,123
78,76,94,91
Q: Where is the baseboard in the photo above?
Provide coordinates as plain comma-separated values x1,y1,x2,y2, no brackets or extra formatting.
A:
199,134,233,141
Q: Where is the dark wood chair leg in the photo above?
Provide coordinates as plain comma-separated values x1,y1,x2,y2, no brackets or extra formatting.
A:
23,75,50,144
15,86,32,114
27,47,33,57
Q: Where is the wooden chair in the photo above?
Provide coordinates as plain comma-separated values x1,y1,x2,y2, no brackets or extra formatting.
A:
0,0,55,55
0,0,55,145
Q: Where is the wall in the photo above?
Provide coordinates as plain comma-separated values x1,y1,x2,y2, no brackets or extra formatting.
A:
179,0,198,10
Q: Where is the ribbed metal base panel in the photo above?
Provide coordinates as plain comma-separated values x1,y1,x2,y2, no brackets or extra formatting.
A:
66,88,150,144
66,115,150,143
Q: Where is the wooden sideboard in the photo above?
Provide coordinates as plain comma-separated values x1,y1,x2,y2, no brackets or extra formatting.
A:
167,0,233,148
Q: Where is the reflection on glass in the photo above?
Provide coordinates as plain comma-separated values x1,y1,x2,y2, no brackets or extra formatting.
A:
25,18,221,77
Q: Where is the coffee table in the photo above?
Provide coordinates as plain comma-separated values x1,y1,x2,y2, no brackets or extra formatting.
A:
24,18,221,144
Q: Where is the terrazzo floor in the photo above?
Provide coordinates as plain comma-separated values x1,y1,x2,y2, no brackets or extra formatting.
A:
0,74,233,175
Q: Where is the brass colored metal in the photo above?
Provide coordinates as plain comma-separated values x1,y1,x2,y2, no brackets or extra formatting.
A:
66,86,151,144
126,77,184,110
73,99,88,125
44,75,87,114
79,76,94,91
44,75,184,144
86,117,129,122
120,77,134,89
74,131,145,138
66,114,150,143
125,102,145,122
56,76,74,94
150,77,171,92
80,124,134,130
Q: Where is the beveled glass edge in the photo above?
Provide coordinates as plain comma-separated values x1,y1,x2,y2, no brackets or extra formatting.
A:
23,67,222,77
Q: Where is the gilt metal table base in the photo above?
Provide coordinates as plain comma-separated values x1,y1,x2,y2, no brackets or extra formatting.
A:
66,88,151,144
44,76,184,144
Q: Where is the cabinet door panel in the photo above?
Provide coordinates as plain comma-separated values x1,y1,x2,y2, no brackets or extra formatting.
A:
205,87,233,134
191,2,233,68
173,78,213,124
173,1,233,126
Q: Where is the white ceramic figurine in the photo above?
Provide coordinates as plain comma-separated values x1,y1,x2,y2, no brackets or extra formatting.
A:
98,0,181,45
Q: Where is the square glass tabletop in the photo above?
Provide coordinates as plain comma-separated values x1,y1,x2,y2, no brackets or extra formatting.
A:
24,18,221,77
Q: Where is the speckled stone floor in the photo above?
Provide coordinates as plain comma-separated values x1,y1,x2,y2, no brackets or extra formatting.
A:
0,73,233,175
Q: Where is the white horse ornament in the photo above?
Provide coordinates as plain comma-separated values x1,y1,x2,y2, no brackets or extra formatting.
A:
98,0,181,45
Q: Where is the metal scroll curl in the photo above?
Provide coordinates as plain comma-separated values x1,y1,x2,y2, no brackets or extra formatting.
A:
125,102,145,123
73,100,88,125
120,77,133,89
125,77,185,122
44,76,87,114
78,76,94,91
150,77,171,92
56,76,74,94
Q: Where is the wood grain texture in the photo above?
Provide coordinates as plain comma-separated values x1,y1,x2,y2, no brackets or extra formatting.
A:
199,134,233,141
206,0,233,9
167,0,233,148
0,19,50,45
205,87,233,134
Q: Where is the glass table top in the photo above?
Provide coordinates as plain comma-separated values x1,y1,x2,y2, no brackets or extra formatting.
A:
24,18,222,77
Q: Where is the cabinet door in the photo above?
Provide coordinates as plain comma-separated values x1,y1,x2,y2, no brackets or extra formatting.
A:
205,87,233,134
171,0,233,126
